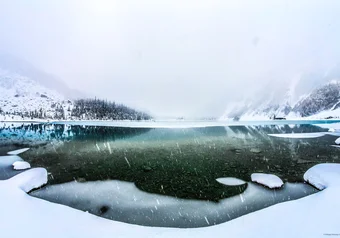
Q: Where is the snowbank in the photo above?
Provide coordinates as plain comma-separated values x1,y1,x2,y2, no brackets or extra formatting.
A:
303,163,340,190
12,161,31,170
8,168,47,192
251,173,283,188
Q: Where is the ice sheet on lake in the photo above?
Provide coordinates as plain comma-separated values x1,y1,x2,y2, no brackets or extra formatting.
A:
7,148,30,155
268,132,326,139
0,155,24,180
251,173,283,189
1,163,340,238
31,180,314,228
216,177,246,186
12,161,31,170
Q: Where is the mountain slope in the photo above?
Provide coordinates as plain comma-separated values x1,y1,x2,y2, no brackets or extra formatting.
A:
0,67,72,120
222,80,340,120
0,54,84,99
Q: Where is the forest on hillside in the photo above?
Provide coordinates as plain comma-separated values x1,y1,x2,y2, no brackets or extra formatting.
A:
71,98,151,120
0,98,152,120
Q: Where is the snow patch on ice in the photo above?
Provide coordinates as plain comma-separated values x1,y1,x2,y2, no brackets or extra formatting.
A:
268,132,326,139
7,148,30,155
216,177,246,186
335,137,340,145
251,173,283,188
12,161,31,170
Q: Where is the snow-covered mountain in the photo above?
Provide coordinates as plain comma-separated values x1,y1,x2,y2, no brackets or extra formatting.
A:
221,79,340,120
0,54,84,99
0,67,73,120
0,55,151,121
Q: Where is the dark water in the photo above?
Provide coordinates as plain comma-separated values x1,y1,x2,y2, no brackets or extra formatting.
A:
0,123,338,201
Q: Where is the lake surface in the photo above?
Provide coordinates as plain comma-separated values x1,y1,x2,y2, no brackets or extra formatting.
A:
1,121,339,227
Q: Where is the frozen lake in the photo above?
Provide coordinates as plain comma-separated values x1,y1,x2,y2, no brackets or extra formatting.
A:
1,121,340,227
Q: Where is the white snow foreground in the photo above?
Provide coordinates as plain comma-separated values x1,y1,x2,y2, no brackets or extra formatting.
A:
1,164,340,238
251,173,284,188
12,161,31,170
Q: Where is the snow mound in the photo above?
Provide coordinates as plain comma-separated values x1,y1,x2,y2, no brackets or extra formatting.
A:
12,161,31,170
216,177,246,186
7,148,30,155
251,173,283,188
268,132,326,139
303,163,340,190
9,168,47,192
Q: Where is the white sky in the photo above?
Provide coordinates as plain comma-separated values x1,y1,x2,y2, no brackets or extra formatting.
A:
1,0,340,118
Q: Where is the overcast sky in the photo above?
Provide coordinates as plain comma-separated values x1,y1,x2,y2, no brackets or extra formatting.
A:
1,0,340,118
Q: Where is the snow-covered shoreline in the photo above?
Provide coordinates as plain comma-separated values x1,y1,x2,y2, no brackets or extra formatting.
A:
2,118,340,129
1,163,340,238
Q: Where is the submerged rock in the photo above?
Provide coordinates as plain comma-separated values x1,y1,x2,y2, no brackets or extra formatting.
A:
250,148,262,154
76,177,87,183
229,148,242,154
142,165,152,172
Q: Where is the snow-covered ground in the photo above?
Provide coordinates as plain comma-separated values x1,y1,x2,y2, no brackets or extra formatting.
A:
1,163,340,237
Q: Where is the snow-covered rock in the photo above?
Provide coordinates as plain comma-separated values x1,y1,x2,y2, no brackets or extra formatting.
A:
12,161,31,170
251,173,284,188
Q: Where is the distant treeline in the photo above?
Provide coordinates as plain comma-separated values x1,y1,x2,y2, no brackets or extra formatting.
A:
71,98,152,120
0,98,152,120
